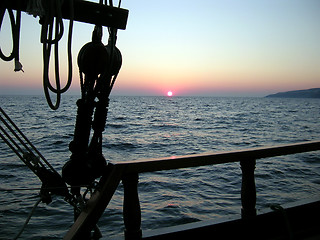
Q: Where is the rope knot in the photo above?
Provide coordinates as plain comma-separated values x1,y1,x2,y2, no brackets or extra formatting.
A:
14,59,24,72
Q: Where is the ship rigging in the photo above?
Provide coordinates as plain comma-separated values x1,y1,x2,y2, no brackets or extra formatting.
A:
1,0,128,238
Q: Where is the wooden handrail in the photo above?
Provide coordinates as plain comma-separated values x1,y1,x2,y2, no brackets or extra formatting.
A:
118,140,320,174
64,140,320,240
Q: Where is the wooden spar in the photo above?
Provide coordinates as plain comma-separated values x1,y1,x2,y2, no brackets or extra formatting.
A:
1,0,129,30
63,164,125,240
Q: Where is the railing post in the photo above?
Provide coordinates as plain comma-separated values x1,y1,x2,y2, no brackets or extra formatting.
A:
122,173,142,240
240,159,257,218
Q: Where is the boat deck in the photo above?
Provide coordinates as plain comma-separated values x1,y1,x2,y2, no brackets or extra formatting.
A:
139,198,320,240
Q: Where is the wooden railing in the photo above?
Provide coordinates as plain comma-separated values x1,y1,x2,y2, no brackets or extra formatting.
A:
64,140,320,240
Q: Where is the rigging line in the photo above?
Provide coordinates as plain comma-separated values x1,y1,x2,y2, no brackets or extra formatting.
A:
13,197,42,240
0,118,45,171
47,0,73,93
106,0,121,8
0,115,46,169
0,185,90,192
42,0,74,110
43,16,62,110
98,0,119,95
0,187,41,192
0,9,15,61
0,118,24,153
42,20,60,110
0,107,56,173
0,131,42,179
0,131,28,167
40,0,64,44
79,70,85,99
0,8,23,71
109,74,118,94
26,0,45,17
0,126,46,170
0,108,49,169
106,29,119,95
13,9,23,72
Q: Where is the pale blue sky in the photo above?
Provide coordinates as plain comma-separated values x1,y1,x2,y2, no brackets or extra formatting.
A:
0,0,319,96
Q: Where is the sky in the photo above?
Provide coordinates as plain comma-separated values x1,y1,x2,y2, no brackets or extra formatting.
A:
0,0,319,97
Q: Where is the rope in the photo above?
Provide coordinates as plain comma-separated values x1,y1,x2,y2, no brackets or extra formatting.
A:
63,0,122,190
0,107,56,173
107,0,122,8
0,185,89,192
1,106,74,202
13,198,42,240
106,0,122,95
270,204,294,240
0,8,23,72
26,0,45,18
41,0,74,110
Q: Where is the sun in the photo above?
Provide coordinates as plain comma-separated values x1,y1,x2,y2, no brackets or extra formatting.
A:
167,91,173,97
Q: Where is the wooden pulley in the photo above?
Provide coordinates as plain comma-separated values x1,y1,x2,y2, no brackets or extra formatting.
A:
105,44,122,75
77,41,109,76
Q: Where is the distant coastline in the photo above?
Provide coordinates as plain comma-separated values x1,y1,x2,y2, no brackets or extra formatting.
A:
266,88,320,98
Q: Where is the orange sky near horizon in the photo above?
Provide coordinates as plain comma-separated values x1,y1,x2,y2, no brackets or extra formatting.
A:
0,0,319,97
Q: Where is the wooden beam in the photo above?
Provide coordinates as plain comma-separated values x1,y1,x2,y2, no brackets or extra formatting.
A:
63,164,125,240
117,140,320,174
1,0,129,30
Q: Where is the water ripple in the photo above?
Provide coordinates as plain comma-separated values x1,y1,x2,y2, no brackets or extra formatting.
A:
1,96,319,239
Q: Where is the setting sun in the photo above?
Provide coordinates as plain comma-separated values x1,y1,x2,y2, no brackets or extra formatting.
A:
167,91,173,97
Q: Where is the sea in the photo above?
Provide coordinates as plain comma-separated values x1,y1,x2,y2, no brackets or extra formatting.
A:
0,95,319,239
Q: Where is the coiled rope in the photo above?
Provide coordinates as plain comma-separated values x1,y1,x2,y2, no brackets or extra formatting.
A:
0,8,23,72
0,0,74,110
41,0,74,110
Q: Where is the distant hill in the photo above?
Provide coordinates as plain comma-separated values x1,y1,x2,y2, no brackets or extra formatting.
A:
265,88,320,98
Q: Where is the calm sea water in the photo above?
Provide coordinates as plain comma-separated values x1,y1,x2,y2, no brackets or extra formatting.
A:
0,95,320,239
